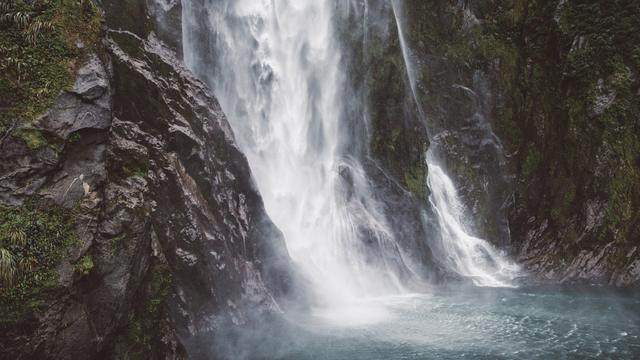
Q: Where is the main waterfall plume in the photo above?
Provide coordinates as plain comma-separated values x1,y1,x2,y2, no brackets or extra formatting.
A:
181,0,423,305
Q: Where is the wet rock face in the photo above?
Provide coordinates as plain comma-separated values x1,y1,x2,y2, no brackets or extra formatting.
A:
480,1,640,287
105,31,293,357
334,1,440,284
0,50,113,360
102,0,182,56
0,53,111,208
426,72,512,249
1,4,294,360
383,0,639,287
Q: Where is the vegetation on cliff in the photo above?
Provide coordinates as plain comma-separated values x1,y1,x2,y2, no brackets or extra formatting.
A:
487,0,639,265
0,200,78,326
340,6,430,200
113,261,179,359
0,0,102,136
0,0,102,329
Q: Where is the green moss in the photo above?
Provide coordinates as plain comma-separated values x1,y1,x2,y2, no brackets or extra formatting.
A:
68,131,81,143
110,233,127,252
470,0,640,259
13,128,47,150
363,12,430,193
74,255,93,276
0,0,103,133
0,199,78,326
115,262,173,359
550,181,576,221
123,159,150,178
522,146,543,178
603,160,640,241
404,164,427,199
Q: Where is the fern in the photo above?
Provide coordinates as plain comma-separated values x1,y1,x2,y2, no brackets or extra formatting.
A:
0,248,16,285
0,0,55,44
0,228,26,284
23,18,54,44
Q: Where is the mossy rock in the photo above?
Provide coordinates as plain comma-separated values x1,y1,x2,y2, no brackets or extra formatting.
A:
73,255,94,276
12,128,48,150
113,261,175,359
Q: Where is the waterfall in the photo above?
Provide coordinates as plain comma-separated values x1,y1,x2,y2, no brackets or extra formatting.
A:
391,0,519,286
181,0,517,306
181,0,420,306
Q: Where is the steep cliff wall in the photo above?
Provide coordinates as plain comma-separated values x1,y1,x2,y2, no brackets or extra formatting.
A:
0,1,296,358
489,0,640,286
334,1,443,283
395,0,639,286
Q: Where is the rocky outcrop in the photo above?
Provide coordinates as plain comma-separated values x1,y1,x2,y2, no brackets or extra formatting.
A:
483,0,640,287
103,30,294,358
0,7,296,360
0,52,111,208
0,49,113,360
340,0,638,287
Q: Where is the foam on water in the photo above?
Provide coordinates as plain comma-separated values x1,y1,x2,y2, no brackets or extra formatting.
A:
244,288,640,359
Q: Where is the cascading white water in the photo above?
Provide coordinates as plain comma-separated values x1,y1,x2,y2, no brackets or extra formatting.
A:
181,0,517,309
427,153,519,287
182,0,415,307
390,0,519,287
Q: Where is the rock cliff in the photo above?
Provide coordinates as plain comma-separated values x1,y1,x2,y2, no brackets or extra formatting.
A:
0,1,295,358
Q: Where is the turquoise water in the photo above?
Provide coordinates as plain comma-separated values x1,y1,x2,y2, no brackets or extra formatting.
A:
230,286,640,359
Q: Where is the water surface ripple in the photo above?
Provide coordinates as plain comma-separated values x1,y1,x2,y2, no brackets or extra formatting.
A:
235,287,640,359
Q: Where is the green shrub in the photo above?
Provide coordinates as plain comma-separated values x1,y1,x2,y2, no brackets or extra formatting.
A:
13,128,47,149
0,200,78,326
0,0,102,134
74,254,93,276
